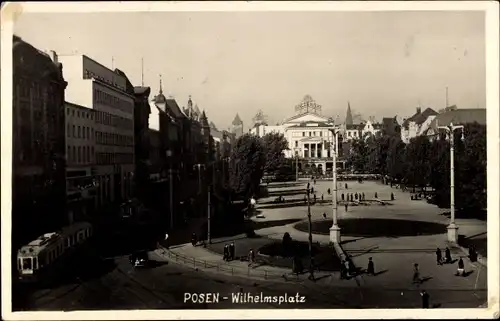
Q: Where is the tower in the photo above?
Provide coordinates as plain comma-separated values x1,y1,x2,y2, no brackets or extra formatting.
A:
345,102,353,126
231,113,244,138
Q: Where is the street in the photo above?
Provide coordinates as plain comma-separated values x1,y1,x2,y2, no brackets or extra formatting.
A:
14,248,485,311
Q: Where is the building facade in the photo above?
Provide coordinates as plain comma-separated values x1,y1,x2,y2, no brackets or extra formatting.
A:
424,107,486,140
57,54,135,213
12,36,68,247
401,107,439,143
65,102,97,223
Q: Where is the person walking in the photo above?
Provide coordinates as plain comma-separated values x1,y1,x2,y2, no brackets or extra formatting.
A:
445,247,452,264
345,183,348,189
321,194,324,201
456,258,465,276
351,194,354,202
436,248,442,265
420,290,430,308
345,203,348,212
223,244,229,261
367,257,375,275
341,193,345,201
362,192,365,201
344,260,351,278
230,242,235,261
327,188,331,195
412,263,421,284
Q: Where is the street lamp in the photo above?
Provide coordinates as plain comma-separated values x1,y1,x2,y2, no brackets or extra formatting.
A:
193,163,211,244
306,184,314,281
437,122,465,243
166,150,174,231
328,126,341,244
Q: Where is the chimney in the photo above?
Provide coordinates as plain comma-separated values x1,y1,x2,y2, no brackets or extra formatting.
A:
416,107,422,114
48,50,58,63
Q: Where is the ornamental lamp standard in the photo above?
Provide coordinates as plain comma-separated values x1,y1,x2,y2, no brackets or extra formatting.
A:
437,122,465,243
328,125,342,244
306,183,314,281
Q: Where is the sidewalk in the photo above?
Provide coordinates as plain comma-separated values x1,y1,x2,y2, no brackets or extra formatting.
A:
155,243,361,288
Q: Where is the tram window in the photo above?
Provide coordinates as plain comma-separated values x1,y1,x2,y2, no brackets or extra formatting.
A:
34,257,39,270
22,258,32,270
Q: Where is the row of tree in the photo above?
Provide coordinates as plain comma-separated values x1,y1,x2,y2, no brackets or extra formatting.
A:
346,122,486,214
228,132,290,199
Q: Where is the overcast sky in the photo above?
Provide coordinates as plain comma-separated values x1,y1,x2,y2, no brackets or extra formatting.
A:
14,10,485,130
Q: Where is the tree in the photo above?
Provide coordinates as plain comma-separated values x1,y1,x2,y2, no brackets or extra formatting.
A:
262,132,288,175
346,138,369,172
229,134,266,199
404,136,432,192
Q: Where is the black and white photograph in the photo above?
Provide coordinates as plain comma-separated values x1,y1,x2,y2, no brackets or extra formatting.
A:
1,1,498,319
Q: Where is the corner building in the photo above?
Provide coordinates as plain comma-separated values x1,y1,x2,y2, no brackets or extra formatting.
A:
58,54,135,212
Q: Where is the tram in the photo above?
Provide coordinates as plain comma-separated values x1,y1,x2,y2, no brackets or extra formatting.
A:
17,221,93,282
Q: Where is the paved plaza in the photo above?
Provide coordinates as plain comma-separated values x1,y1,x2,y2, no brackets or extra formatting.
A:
164,179,488,308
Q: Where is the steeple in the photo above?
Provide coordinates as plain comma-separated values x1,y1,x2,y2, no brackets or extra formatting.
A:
200,110,209,127
232,113,243,126
345,101,353,126
159,74,163,95
187,95,193,109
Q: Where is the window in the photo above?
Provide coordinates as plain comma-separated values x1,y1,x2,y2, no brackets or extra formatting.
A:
87,146,90,162
87,127,90,139
82,126,86,139
82,147,86,162
78,146,81,163
302,132,305,137
309,132,311,137
78,126,81,138
22,258,32,270
67,146,71,161
72,125,76,137
67,108,70,115
72,146,76,161
72,109,75,117
67,124,70,135
320,131,323,137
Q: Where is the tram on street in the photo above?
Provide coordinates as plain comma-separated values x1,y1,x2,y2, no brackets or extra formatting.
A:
16,221,93,282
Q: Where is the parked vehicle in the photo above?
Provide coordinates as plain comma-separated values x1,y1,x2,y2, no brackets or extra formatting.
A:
129,250,149,268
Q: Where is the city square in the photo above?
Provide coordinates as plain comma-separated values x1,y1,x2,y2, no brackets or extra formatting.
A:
3,3,496,319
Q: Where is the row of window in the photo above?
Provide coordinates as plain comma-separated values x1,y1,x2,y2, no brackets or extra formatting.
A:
95,131,133,147
94,88,133,113
95,152,133,165
67,124,94,140
84,69,126,92
95,110,133,130
66,107,94,120
67,145,94,164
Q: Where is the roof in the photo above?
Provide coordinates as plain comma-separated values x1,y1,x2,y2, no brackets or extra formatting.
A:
113,68,134,94
345,124,364,130
427,108,486,134
282,111,329,124
134,86,151,96
232,114,243,125
288,121,332,128
165,98,186,118
402,108,438,128
13,35,64,82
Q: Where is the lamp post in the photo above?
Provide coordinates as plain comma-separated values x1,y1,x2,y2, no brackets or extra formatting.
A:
328,126,341,243
166,150,174,231
437,122,464,243
306,184,314,281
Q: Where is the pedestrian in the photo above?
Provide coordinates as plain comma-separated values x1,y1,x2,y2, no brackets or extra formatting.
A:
344,260,351,278
321,194,324,201
354,193,358,200
412,263,421,284
313,194,317,203
307,182,310,190
314,179,316,185
223,244,229,261
341,193,345,201
345,183,348,189
456,258,465,276
436,248,442,265
367,257,375,275
420,290,430,308
311,187,314,194
362,192,365,201
445,247,452,264
191,232,197,246
351,194,354,202
391,192,395,201
304,195,307,204
375,192,378,199
230,242,235,261
323,212,327,219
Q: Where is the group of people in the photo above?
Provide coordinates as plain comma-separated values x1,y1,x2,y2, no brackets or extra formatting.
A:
341,192,366,202
223,242,236,261
435,247,471,277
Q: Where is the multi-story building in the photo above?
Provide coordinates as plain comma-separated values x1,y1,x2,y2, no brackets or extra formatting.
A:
401,107,439,143
57,54,135,213
12,36,68,247
133,86,151,203
423,107,486,140
343,121,382,141
249,95,346,173
64,102,98,223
